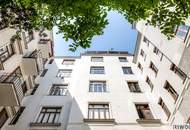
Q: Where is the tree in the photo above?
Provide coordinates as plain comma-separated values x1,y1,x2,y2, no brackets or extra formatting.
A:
0,0,190,51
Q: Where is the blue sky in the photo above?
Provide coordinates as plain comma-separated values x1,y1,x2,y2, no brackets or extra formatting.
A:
53,11,137,56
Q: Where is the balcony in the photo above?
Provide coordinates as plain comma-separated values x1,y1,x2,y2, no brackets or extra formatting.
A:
38,39,53,58
0,70,26,106
21,50,44,75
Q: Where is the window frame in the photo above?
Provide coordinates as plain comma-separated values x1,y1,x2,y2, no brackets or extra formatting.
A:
164,81,178,101
89,81,107,92
118,57,128,62
135,104,154,120
90,66,105,74
62,59,75,65
34,107,62,124
122,67,133,74
158,98,171,119
127,81,141,93
88,103,110,120
49,84,68,96
146,76,154,91
149,62,158,75
91,57,103,62
56,69,72,78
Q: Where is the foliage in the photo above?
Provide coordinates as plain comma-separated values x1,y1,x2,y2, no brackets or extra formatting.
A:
0,0,190,51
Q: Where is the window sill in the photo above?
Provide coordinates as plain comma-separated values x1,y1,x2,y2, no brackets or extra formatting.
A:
83,118,115,123
29,122,61,127
136,119,161,124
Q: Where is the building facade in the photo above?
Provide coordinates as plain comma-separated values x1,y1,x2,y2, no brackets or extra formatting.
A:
0,26,54,129
134,20,190,126
0,20,190,130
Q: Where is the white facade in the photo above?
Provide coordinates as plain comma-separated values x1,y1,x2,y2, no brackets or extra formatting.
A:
2,51,172,130
134,20,190,125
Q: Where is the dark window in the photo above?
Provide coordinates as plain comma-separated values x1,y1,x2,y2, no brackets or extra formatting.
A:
91,57,103,62
122,67,133,74
158,98,171,119
153,47,159,54
0,108,8,128
170,64,187,82
90,67,104,74
35,107,61,124
127,81,141,92
135,104,154,119
9,107,25,125
48,59,54,64
119,57,128,62
56,69,72,78
62,59,75,65
89,81,107,92
21,81,27,95
164,81,178,101
143,37,150,47
88,104,110,119
49,84,68,96
140,49,145,57
138,62,143,72
40,69,48,77
175,25,189,41
146,76,154,91
149,62,158,75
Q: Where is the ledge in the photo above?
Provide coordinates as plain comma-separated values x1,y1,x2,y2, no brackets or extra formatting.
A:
136,119,161,124
83,118,115,124
29,122,61,127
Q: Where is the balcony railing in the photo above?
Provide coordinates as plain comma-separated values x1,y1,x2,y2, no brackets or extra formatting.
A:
0,68,26,105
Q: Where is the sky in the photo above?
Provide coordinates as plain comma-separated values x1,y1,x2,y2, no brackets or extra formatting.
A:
53,11,138,56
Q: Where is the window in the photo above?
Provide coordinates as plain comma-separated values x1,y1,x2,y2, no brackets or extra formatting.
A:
88,104,110,119
164,81,178,101
0,44,14,62
170,64,187,82
34,107,61,124
143,37,150,47
62,59,75,65
135,104,154,119
140,49,145,57
149,62,158,75
90,66,104,74
158,98,171,119
57,69,72,78
40,69,48,77
91,57,103,62
89,81,107,92
138,62,143,72
49,84,67,96
119,57,128,62
48,59,54,64
146,76,154,91
153,47,159,54
9,107,25,125
127,81,141,92
122,67,133,74
175,25,189,41
0,108,8,128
